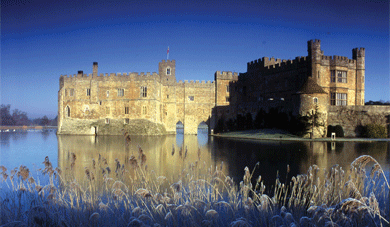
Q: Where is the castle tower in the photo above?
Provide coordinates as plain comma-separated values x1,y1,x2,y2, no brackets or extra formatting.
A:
159,60,176,85
353,48,365,105
307,40,323,85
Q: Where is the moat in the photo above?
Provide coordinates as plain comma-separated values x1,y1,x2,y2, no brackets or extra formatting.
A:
1,129,389,190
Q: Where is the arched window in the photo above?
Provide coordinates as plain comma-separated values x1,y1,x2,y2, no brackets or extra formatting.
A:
313,97,318,105
167,68,171,75
65,106,70,118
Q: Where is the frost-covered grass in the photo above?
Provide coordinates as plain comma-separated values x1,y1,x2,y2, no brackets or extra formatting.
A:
0,153,388,227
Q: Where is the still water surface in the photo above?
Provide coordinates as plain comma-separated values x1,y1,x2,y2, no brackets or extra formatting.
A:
1,129,389,189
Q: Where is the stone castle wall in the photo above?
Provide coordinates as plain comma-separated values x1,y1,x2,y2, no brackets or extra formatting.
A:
58,60,237,135
328,105,390,137
58,40,378,138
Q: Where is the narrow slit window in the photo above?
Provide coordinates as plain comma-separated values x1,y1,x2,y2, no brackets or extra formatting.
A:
142,106,147,115
87,89,91,96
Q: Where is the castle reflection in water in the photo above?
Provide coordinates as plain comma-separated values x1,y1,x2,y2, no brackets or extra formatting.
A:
57,130,390,191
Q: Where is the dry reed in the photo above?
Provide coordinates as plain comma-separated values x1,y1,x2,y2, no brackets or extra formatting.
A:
0,153,388,226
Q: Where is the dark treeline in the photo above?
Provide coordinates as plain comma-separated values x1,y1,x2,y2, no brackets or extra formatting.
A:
365,100,390,105
0,104,57,126
214,108,311,136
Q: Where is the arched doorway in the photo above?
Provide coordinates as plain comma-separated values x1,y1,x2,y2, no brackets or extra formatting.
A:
197,121,209,146
176,121,184,147
176,121,184,134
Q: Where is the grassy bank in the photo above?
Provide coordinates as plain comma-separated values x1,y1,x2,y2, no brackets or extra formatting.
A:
214,129,390,142
0,152,389,226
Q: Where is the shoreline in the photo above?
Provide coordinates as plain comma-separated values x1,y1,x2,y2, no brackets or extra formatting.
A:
0,126,57,130
211,129,390,142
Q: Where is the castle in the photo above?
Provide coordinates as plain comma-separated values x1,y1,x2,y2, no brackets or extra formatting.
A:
58,40,384,138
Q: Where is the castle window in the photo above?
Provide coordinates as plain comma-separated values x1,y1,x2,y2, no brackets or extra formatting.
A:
337,71,347,83
86,89,91,96
226,96,229,102
331,93,347,106
167,68,171,75
106,107,110,114
105,118,110,124
313,97,318,104
331,70,347,83
226,85,229,92
99,101,102,105
70,89,75,96
142,106,147,115
124,118,129,124
106,91,109,98
125,107,129,114
117,89,124,97
65,106,70,118
188,96,194,101
140,86,147,97
167,95,169,99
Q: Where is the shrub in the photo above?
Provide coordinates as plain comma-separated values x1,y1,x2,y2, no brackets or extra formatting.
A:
254,109,266,129
365,124,388,138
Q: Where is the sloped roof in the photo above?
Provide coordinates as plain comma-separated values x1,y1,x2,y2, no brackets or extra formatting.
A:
297,77,326,94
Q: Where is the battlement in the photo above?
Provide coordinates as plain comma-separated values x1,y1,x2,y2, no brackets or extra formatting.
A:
177,80,213,85
160,59,176,64
215,71,239,80
247,56,308,73
352,47,365,59
308,39,321,48
320,55,357,67
60,71,160,81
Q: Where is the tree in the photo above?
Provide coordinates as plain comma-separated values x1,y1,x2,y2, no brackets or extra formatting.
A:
41,115,50,126
0,104,15,125
12,109,29,126
254,108,266,129
245,112,253,130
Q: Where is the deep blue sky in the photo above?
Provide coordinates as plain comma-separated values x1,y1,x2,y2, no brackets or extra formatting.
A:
2,0,389,118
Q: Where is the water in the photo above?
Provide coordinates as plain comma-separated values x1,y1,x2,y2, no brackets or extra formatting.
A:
1,128,389,190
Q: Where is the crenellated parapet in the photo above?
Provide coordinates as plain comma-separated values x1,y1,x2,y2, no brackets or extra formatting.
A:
320,55,356,68
60,71,160,83
247,56,309,73
214,71,239,81
176,79,214,87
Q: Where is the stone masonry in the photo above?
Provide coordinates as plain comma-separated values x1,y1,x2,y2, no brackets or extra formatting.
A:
58,59,237,135
58,40,387,137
